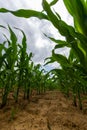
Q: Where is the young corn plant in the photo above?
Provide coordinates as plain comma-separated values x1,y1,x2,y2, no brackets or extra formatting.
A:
32,64,44,94
22,53,33,100
13,29,33,102
0,26,18,108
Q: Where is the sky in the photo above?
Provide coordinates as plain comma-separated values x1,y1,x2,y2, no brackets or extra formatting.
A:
0,0,73,71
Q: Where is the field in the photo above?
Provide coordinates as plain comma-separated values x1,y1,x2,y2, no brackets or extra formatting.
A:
0,90,87,130
1,0,87,130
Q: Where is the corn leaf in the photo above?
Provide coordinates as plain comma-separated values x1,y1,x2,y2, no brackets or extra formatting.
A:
15,27,27,53
70,41,86,68
50,0,59,6
42,0,75,38
0,8,48,19
45,36,70,48
63,0,87,35
52,49,69,67
50,68,64,75
68,49,77,63
54,43,69,49
8,26,17,48
44,56,55,66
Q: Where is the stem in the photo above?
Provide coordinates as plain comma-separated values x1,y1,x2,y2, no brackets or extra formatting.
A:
15,86,20,102
73,86,77,107
78,88,82,110
1,84,9,108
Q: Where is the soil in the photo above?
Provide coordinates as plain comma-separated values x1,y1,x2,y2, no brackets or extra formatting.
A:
0,90,87,130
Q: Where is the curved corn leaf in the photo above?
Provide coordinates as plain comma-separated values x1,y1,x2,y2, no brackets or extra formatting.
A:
44,56,55,66
50,0,59,6
80,0,87,12
0,8,48,19
54,43,69,49
45,35,70,48
0,25,11,45
52,49,69,67
8,25,17,46
63,0,85,18
68,48,79,65
54,10,61,20
21,30,27,52
14,27,27,53
28,52,33,61
70,41,86,68
42,0,76,38
67,29,87,54
50,68,64,75
3,34,11,46
63,0,87,35
0,25,7,29
43,1,58,24
0,43,6,58
8,26,18,68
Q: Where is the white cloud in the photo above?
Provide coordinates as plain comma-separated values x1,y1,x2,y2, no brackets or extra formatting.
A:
0,0,73,71
0,0,42,10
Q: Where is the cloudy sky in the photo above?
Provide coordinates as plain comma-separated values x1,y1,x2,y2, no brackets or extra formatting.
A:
0,0,73,71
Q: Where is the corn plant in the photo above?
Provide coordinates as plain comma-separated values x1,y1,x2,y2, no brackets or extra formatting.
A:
31,64,44,94
0,26,18,107
22,54,33,101
13,29,27,102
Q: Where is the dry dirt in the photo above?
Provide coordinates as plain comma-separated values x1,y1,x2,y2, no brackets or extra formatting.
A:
0,90,87,130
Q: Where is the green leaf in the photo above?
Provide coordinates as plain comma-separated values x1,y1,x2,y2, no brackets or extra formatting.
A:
0,43,5,57
14,27,27,52
50,0,59,6
0,8,48,19
63,0,87,35
29,52,33,60
52,50,69,67
45,36,70,48
44,56,55,66
50,68,64,75
3,34,11,46
54,43,69,49
42,0,60,29
68,49,77,63
70,41,86,68
0,25,7,29
8,25,17,45
21,30,27,52
8,26,18,64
